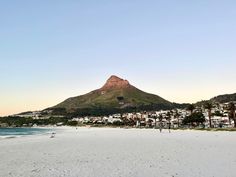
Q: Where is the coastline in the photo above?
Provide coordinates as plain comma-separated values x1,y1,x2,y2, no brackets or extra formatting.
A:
0,127,56,139
1,125,236,139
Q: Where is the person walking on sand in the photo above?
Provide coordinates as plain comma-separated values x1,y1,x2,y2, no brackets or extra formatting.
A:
159,122,162,133
168,122,171,133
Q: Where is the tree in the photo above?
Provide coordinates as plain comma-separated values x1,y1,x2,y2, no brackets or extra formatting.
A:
186,104,195,115
152,114,158,129
204,102,213,128
158,114,163,132
228,102,236,127
174,109,181,128
183,112,205,127
67,121,78,126
166,111,171,133
166,112,171,124
213,110,224,117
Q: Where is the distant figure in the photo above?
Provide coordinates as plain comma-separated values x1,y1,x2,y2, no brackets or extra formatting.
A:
159,123,162,133
50,132,56,138
168,122,171,133
219,123,223,128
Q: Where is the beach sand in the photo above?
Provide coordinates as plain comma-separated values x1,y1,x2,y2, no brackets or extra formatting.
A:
0,127,236,177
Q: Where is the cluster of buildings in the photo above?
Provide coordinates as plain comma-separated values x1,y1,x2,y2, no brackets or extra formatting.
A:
12,102,235,128
70,102,235,128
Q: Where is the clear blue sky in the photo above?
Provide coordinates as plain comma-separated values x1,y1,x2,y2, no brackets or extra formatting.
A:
1,0,236,116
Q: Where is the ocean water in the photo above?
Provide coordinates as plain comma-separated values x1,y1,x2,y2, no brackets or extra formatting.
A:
0,128,51,137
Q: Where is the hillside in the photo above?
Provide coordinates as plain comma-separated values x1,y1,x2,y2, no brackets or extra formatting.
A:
210,93,236,103
195,93,236,107
51,75,173,115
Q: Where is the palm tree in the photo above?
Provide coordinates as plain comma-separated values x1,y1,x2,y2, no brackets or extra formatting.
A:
204,102,213,128
174,109,180,128
228,102,236,128
166,112,171,123
166,112,171,133
158,114,163,133
139,113,142,129
153,114,158,129
186,104,195,115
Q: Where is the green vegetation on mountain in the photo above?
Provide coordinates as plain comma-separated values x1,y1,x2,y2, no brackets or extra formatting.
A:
50,76,174,116
195,93,236,107
55,86,171,110
210,93,236,103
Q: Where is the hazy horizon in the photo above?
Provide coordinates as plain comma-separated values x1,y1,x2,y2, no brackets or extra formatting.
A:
1,1,236,116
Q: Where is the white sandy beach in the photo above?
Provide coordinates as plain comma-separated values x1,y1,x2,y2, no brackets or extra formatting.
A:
0,128,236,177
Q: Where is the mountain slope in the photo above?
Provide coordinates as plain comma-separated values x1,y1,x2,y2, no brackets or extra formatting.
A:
210,93,236,103
195,93,236,107
53,75,172,112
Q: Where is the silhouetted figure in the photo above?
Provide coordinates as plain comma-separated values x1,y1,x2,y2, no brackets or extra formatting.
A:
168,122,171,133
159,122,162,133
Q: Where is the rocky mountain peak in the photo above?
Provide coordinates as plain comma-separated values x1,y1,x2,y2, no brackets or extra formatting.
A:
100,75,130,90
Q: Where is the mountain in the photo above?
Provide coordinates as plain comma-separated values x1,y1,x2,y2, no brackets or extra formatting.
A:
210,93,236,103
50,75,174,116
195,93,236,107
